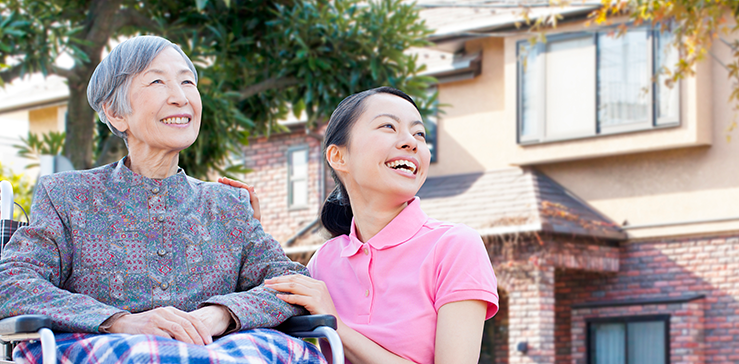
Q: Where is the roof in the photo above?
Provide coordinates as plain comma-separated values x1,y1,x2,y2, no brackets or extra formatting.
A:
417,168,626,241
0,74,69,114
417,49,482,83
412,1,601,52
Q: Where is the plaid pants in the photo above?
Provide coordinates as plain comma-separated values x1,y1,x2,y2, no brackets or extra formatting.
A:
13,328,326,364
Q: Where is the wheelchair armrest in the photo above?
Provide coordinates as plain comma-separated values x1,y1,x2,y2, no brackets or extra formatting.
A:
0,315,52,335
275,314,337,335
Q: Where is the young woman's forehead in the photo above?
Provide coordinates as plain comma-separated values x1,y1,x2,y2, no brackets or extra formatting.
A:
362,93,422,121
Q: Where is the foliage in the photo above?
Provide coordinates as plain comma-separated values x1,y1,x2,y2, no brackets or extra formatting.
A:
170,0,435,177
0,162,33,221
0,0,436,179
13,131,66,169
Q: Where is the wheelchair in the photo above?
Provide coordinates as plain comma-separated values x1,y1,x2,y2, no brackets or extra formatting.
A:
0,180,343,364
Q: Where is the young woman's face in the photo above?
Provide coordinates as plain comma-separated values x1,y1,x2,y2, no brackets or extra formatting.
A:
337,93,431,203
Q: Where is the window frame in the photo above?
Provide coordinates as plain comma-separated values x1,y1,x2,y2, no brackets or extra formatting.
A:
286,145,310,210
586,314,671,364
516,24,681,145
424,85,440,164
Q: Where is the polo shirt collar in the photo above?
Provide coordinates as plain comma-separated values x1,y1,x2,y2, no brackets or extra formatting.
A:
340,197,428,257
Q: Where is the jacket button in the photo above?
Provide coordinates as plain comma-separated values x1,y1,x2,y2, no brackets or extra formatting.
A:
157,214,165,222
161,282,169,290
152,187,160,194
157,249,167,257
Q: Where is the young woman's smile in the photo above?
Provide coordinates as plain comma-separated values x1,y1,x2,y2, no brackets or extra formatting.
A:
384,155,420,177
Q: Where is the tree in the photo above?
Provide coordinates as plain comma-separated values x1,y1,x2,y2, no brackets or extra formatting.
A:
0,0,435,178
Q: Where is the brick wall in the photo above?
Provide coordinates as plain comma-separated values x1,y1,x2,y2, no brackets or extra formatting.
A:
486,235,619,364
242,131,325,243
570,300,705,364
555,234,739,364
508,265,556,364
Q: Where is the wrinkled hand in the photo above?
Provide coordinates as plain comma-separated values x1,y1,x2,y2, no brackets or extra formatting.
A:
264,275,339,317
190,305,233,338
217,177,260,222
106,306,213,345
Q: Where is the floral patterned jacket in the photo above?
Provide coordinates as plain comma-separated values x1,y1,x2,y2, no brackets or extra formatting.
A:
0,158,307,333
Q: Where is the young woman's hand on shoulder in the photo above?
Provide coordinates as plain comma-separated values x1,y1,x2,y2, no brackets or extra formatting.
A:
217,177,260,222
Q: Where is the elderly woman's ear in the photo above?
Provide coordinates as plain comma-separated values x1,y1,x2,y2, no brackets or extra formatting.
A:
102,104,129,134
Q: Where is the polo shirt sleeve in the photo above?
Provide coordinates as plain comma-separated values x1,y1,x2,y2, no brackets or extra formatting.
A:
433,225,499,319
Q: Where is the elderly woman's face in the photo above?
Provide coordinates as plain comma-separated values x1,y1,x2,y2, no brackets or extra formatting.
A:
112,47,202,155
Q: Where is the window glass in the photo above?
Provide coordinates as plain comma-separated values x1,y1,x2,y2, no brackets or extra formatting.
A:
546,36,596,139
290,149,308,178
590,319,667,364
628,321,666,364
592,323,626,364
597,28,650,127
655,29,680,125
516,24,680,144
288,148,309,207
425,117,438,163
291,179,308,206
425,86,439,163
519,42,539,139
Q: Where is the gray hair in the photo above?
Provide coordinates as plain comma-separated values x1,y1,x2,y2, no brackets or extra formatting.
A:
86,35,198,143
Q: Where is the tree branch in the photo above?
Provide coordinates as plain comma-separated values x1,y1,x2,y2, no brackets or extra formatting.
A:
112,8,161,34
50,65,81,83
0,64,24,85
84,0,125,47
238,76,300,100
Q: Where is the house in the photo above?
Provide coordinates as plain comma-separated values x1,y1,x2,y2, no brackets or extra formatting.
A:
0,74,68,174
243,3,739,364
1,5,736,361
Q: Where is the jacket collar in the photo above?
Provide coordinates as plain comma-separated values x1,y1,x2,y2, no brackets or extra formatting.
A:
110,156,190,194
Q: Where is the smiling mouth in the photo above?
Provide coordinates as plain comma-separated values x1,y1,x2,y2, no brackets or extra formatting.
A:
385,160,417,174
160,117,190,125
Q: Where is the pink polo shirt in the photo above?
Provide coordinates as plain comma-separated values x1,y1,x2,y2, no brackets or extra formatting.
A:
307,197,498,363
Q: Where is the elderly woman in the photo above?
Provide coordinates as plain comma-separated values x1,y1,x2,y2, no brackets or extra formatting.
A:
0,35,323,363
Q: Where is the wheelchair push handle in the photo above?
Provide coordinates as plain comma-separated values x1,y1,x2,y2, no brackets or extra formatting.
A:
1,181,13,220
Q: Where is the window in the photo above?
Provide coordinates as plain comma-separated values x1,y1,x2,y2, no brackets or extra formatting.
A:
287,146,309,208
518,25,680,144
588,315,669,364
426,107,439,164
425,86,439,163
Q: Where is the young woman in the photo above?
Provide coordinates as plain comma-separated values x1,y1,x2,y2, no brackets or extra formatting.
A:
258,87,497,363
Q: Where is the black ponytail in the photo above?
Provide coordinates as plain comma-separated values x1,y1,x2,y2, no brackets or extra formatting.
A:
321,184,353,238
320,86,420,238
